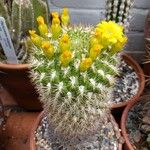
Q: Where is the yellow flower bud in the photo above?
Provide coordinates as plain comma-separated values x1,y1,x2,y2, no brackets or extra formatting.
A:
62,8,69,15
37,16,48,36
29,30,36,37
51,18,62,39
51,12,59,19
42,41,54,59
80,58,93,72
59,34,71,52
89,44,103,60
52,18,61,25
61,8,70,26
29,30,42,47
60,50,72,67
37,16,45,25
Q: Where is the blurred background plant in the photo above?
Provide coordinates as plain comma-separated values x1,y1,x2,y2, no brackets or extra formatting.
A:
0,0,49,63
106,0,134,33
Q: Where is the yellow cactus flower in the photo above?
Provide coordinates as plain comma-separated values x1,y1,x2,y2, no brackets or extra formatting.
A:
111,36,127,53
89,44,103,60
51,18,62,39
61,8,70,26
60,50,72,67
80,58,93,72
96,21,125,48
42,41,54,59
29,30,42,47
94,28,102,40
37,16,48,36
59,34,71,52
51,12,59,19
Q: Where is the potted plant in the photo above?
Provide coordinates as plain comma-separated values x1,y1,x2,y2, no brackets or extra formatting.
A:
29,8,127,149
121,95,150,150
106,0,145,109
0,0,49,110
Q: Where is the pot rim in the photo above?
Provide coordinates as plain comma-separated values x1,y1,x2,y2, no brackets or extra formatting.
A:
111,53,145,109
121,95,150,150
30,111,122,150
0,63,30,70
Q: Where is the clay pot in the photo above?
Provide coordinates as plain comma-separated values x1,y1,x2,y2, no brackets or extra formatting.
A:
144,9,150,76
0,111,39,150
30,111,122,150
111,53,145,109
0,64,42,110
0,98,4,133
121,95,150,150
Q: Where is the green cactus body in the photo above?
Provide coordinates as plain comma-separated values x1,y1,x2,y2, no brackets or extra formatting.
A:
0,0,11,29
29,25,121,141
11,0,34,53
106,0,134,32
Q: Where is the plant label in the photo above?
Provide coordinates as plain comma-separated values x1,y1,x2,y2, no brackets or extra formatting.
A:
0,17,18,64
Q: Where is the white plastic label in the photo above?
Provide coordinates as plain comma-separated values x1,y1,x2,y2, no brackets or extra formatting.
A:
0,17,18,64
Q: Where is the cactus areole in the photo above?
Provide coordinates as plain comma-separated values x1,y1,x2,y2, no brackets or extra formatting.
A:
29,8,127,144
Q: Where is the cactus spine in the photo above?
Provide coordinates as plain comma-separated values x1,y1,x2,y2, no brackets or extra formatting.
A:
106,0,134,32
0,0,49,63
29,9,127,146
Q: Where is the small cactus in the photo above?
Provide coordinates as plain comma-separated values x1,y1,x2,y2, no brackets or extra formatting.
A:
29,9,127,145
106,0,134,32
0,0,49,63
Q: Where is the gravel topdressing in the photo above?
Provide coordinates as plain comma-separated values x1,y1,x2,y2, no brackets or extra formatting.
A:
110,60,139,104
35,114,122,150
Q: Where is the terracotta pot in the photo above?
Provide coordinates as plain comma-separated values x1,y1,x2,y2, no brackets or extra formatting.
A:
0,111,39,150
111,53,145,109
121,95,150,150
30,111,122,150
0,63,42,110
0,98,4,133
144,9,150,76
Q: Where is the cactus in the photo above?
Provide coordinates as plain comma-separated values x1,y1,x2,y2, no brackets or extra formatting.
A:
106,0,134,32
29,9,127,146
0,0,49,63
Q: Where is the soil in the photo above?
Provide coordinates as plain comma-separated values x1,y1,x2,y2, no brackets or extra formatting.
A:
126,95,150,150
35,114,123,150
111,60,139,104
